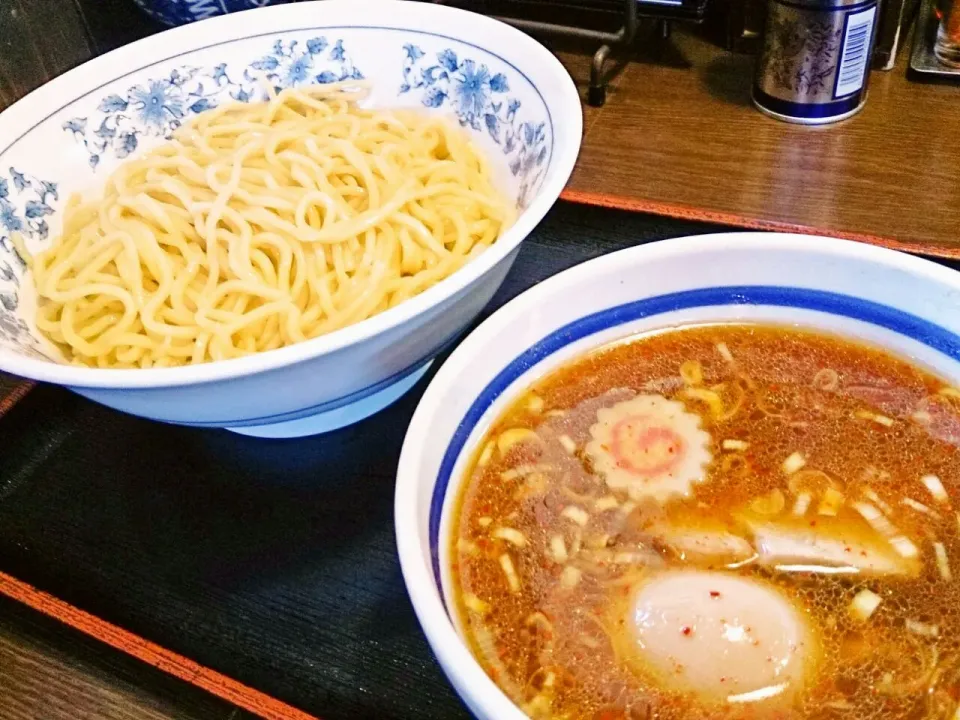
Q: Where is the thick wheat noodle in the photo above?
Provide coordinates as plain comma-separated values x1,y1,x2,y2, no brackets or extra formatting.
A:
24,82,514,368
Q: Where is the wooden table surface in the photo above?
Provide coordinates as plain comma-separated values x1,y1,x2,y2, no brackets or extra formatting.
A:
558,29,960,259
0,595,248,720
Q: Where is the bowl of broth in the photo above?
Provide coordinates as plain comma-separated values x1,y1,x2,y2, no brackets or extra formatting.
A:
395,232,960,719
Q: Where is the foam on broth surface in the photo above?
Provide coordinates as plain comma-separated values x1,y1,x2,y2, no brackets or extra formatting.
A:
450,324,960,719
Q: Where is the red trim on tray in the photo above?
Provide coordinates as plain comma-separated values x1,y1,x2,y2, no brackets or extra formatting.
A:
0,380,33,418
559,188,958,261
0,571,320,720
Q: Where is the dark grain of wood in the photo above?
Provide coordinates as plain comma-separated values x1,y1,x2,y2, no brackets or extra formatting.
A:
72,0,162,55
0,0,94,110
0,595,249,720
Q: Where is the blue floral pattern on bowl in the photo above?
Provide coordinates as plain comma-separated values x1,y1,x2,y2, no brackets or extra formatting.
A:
399,44,548,209
0,168,56,353
62,37,363,170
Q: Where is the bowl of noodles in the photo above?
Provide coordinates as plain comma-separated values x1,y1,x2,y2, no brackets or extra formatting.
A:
0,0,581,437
396,233,960,719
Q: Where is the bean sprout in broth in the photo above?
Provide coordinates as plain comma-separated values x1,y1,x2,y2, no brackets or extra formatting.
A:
450,324,960,720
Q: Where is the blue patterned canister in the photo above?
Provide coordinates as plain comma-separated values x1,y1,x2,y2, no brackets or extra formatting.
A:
132,0,286,26
753,0,879,124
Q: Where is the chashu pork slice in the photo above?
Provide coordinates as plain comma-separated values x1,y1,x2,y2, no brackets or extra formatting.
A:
649,518,755,566
742,515,920,578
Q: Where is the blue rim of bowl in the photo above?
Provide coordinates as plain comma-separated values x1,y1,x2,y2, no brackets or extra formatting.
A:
427,284,960,600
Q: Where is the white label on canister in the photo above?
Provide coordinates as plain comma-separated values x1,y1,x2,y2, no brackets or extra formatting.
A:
834,6,877,98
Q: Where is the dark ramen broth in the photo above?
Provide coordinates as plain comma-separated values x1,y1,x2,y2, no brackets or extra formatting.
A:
451,324,960,720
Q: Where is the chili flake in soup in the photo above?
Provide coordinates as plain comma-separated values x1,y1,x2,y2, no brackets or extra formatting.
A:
450,325,960,720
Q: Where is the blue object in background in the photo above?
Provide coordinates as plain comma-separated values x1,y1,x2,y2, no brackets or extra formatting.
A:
132,0,289,26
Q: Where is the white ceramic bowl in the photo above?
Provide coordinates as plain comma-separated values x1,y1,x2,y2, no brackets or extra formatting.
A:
0,0,581,438
395,232,960,719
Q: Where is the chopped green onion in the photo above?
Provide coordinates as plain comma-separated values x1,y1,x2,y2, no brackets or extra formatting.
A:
561,505,590,527
499,553,520,593
792,492,812,516
477,440,495,467
723,439,749,451
863,487,894,516
905,618,939,638
560,565,582,589
922,474,949,505
854,409,895,427
549,534,568,563
493,527,527,547
464,593,491,615
935,541,952,581
594,495,619,512
458,538,478,556
890,535,919,559
902,497,940,518
783,452,806,475
849,589,882,621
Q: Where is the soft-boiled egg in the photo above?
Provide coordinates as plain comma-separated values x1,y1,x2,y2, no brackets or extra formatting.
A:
628,570,815,705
